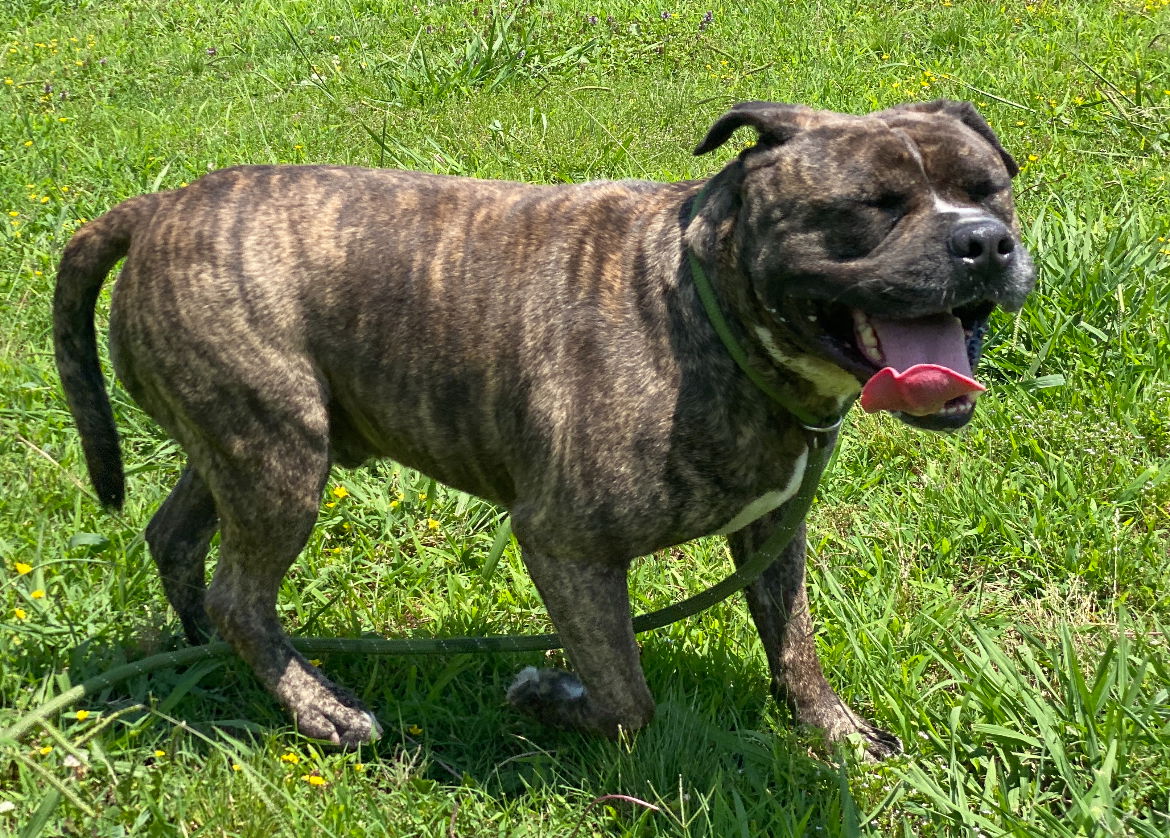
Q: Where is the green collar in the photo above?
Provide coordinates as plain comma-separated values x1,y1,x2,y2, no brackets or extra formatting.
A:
687,188,846,435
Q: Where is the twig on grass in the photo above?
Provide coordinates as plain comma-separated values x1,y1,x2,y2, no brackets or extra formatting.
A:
567,794,663,838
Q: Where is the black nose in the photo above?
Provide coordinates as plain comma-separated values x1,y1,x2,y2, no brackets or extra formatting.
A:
949,219,1016,272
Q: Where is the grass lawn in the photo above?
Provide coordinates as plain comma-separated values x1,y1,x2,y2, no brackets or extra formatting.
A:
2,0,1168,834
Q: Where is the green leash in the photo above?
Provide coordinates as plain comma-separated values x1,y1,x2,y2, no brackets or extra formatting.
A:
1,187,845,744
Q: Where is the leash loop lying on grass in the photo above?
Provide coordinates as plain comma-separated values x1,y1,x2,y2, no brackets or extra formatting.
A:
2,190,844,745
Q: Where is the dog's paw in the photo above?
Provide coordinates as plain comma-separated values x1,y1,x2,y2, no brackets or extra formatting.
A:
294,703,382,749
856,724,902,761
507,665,587,707
830,722,902,763
506,666,655,738
506,666,592,729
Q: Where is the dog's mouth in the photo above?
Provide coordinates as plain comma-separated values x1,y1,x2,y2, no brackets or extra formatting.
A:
789,299,996,430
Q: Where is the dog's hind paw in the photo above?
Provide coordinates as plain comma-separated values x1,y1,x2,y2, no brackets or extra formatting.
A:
294,704,382,749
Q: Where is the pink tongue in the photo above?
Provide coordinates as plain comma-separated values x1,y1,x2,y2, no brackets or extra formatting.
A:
859,314,985,416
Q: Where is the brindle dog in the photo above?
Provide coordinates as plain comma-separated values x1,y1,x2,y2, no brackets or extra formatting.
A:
54,100,1034,759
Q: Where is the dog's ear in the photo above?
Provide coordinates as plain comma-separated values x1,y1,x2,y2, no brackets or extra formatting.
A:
694,102,814,156
882,99,1020,177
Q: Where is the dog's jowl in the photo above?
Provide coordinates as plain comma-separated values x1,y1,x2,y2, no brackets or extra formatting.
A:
54,100,1034,758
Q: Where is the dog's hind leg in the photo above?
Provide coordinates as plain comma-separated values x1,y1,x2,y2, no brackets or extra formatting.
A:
145,465,218,643
506,547,655,739
729,517,902,760
173,377,381,747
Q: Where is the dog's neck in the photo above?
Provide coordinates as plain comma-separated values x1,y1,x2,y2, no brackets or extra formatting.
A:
684,178,859,428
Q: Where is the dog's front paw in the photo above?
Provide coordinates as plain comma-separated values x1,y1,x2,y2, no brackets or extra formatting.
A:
843,723,902,762
506,666,590,727
507,666,587,708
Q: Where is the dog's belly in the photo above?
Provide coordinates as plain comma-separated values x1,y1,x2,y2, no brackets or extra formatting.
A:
326,396,518,506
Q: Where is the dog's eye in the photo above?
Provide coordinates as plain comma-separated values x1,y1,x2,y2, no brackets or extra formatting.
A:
965,179,996,202
965,176,1012,203
863,193,905,215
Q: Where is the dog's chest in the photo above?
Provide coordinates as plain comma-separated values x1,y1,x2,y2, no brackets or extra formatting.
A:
713,446,808,534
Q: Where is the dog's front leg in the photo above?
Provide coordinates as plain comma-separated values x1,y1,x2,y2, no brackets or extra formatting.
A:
507,548,655,739
728,516,902,760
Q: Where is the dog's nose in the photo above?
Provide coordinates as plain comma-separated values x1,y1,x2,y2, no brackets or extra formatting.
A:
948,219,1015,273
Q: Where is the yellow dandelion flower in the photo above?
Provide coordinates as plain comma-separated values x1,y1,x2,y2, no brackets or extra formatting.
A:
394,490,405,501
1027,154,1038,162
353,763,365,771
40,196,49,203
389,500,400,508
331,485,349,499
7,211,17,217
24,140,32,146
14,562,32,575
407,723,422,735
280,752,300,764
57,117,69,122
179,181,188,187
324,501,336,508
14,608,27,621
426,519,439,531
308,659,322,666
303,774,327,786
416,492,427,501
232,763,242,771
31,589,45,599
76,710,90,720
154,749,166,757
38,746,51,755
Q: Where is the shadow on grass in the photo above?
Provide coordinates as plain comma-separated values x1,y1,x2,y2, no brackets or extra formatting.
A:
48,610,860,832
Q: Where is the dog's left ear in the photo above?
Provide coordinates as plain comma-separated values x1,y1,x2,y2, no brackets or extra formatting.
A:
882,99,1020,177
694,101,814,156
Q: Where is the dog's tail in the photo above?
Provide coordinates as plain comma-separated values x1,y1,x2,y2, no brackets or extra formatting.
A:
53,194,159,510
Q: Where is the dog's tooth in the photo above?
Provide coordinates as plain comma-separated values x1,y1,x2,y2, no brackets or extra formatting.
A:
851,309,884,365
856,322,883,365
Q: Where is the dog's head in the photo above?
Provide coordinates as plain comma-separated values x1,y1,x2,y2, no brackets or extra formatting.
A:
691,100,1035,431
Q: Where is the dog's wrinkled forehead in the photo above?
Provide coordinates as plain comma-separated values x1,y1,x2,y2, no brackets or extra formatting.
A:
766,115,1011,201
697,100,1018,197
874,111,1016,194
